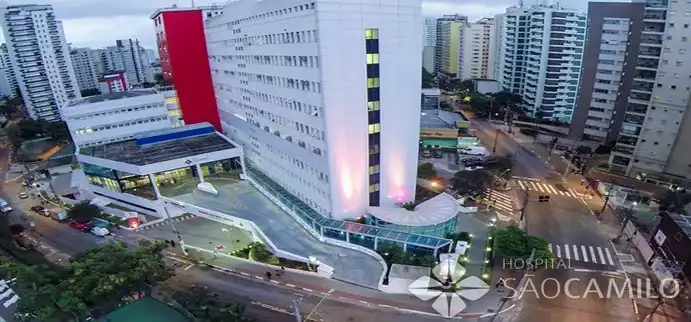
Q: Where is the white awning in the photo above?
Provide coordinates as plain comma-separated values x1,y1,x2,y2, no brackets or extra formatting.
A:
367,192,460,226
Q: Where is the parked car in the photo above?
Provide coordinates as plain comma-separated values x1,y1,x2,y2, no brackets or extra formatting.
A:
18,192,28,199
47,208,69,221
433,150,443,158
30,205,45,214
68,220,90,231
90,222,110,237
459,147,488,156
421,150,431,158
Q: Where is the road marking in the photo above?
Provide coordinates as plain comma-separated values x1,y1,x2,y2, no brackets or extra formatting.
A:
581,246,589,262
546,184,559,194
270,280,280,284
254,276,263,280
572,245,579,261
240,272,250,276
183,264,195,270
302,288,313,292
359,300,369,305
597,247,607,265
517,181,527,190
605,248,615,266
563,244,570,259
589,246,596,263
285,284,296,288
529,181,540,191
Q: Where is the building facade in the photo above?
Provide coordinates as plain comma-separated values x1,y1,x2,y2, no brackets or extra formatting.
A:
150,6,222,131
0,4,80,121
569,2,645,143
498,5,586,122
605,0,691,186
115,39,148,86
422,17,437,73
206,0,422,220
435,14,467,77
458,18,496,80
70,47,99,91
62,90,182,147
0,43,14,96
98,70,128,93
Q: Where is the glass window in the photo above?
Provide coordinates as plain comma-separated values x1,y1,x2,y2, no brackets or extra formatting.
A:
119,174,156,200
368,123,380,134
367,101,380,111
367,78,379,88
365,28,379,39
366,54,379,64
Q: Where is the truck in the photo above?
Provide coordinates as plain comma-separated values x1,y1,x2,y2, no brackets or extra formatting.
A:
0,199,12,213
48,208,69,221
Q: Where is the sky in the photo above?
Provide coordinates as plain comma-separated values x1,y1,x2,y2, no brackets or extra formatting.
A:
2,0,590,50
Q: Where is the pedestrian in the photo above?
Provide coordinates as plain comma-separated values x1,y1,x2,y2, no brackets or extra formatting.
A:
281,266,285,272
496,278,505,288
170,240,176,247
265,271,272,280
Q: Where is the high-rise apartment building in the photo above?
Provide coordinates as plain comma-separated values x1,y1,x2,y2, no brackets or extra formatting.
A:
0,4,80,121
569,3,645,143
115,39,148,86
98,70,128,93
0,43,15,96
422,17,437,73
497,5,586,122
206,0,422,219
70,47,99,91
458,18,496,80
150,6,222,131
435,14,467,77
602,0,691,185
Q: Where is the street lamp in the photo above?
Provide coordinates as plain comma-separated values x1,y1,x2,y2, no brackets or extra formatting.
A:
600,185,615,213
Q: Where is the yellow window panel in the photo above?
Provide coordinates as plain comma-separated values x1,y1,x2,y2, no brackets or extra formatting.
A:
366,54,379,64
367,101,380,111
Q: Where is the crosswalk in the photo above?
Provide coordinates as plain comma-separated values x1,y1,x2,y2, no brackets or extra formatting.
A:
515,179,592,200
549,243,616,267
0,279,19,308
483,189,515,220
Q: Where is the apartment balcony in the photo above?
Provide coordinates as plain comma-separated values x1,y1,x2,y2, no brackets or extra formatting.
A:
633,70,657,81
626,103,648,115
644,11,667,22
631,81,654,93
640,35,663,46
642,22,665,34
612,144,636,155
638,47,661,58
645,0,668,9
623,113,646,126
616,135,639,147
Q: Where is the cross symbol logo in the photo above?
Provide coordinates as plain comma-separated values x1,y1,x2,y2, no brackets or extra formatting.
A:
185,160,192,165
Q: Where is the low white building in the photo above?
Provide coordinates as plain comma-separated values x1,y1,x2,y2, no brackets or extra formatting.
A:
62,90,183,147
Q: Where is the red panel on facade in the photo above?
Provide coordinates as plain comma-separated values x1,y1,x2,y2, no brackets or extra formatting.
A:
160,10,221,131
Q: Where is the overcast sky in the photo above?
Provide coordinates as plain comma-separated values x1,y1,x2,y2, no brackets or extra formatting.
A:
2,0,591,50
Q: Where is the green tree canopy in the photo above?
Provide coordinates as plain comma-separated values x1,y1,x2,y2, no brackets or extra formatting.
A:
450,170,492,199
2,241,173,321
0,102,18,118
494,225,552,264
575,145,593,155
45,121,69,143
485,155,514,180
16,119,44,140
80,88,101,98
67,201,101,221
173,285,255,322
421,68,434,88
417,162,437,179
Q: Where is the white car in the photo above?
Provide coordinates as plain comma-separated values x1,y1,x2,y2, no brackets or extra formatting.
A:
460,147,488,156
18,192,28,199
91,226,110,237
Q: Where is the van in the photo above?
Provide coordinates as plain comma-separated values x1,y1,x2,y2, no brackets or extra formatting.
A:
48,209,69,222
460,147,488,156
0,199,12,213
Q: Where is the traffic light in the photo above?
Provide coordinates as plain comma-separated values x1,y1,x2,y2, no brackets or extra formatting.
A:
538,195,550,203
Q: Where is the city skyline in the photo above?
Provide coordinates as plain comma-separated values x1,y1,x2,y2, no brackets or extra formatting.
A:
0,0,594,49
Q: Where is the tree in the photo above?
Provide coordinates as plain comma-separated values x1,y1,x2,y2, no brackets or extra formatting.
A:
80,88,101,97
45,121,70,143
67,201,101,221
575,145,592,155
4,123,23,149
417,162,437,179
659,189,691,214
9,224,24,235
494,225,552,264
17,119,44,140
173,285,255,322
450,170,493,199
250,242,273,262
2,241,173,321
154,73,164,83
485,155,514,180
0,103,18,118
595,140,615,155
141,82,155,88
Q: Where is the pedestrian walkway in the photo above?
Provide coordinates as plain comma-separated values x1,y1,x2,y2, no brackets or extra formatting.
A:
0,279,19,309
134,214,196,231
548,243,617,267
483,188,515,221
515,179,592,199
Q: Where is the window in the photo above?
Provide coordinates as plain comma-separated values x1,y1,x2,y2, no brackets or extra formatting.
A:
368,123,380,134
365,28,379,39
367,78,379,88
367,101,380,111
366,54,379,64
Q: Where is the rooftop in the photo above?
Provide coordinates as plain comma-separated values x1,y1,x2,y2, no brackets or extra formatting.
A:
100,297,191,322
367,193,460,227
421,88,441,96
78,125,235,166
420,110,467,129
66,90,157,107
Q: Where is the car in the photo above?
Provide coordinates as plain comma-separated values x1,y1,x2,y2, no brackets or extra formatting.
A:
421,150,431,158
18,192,28,199
460,147,488,156
30,205,45,214
433,150,443,158
90,223,110,237
68,220,90,231
38,209,51,217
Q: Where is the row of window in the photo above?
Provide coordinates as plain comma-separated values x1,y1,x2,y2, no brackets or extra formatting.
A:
221,30,320,47
221,3,316,28
212,54,321,69
67,104,163,121
213,69,322,94
72,116,169,134
366,28,381,207
216,84,323,119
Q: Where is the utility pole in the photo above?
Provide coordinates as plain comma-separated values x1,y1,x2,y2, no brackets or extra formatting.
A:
488,97,495,122
519,189,529,229
492,129,500,153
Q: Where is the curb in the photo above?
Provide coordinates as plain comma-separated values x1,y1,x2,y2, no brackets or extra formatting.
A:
166,251,518,319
